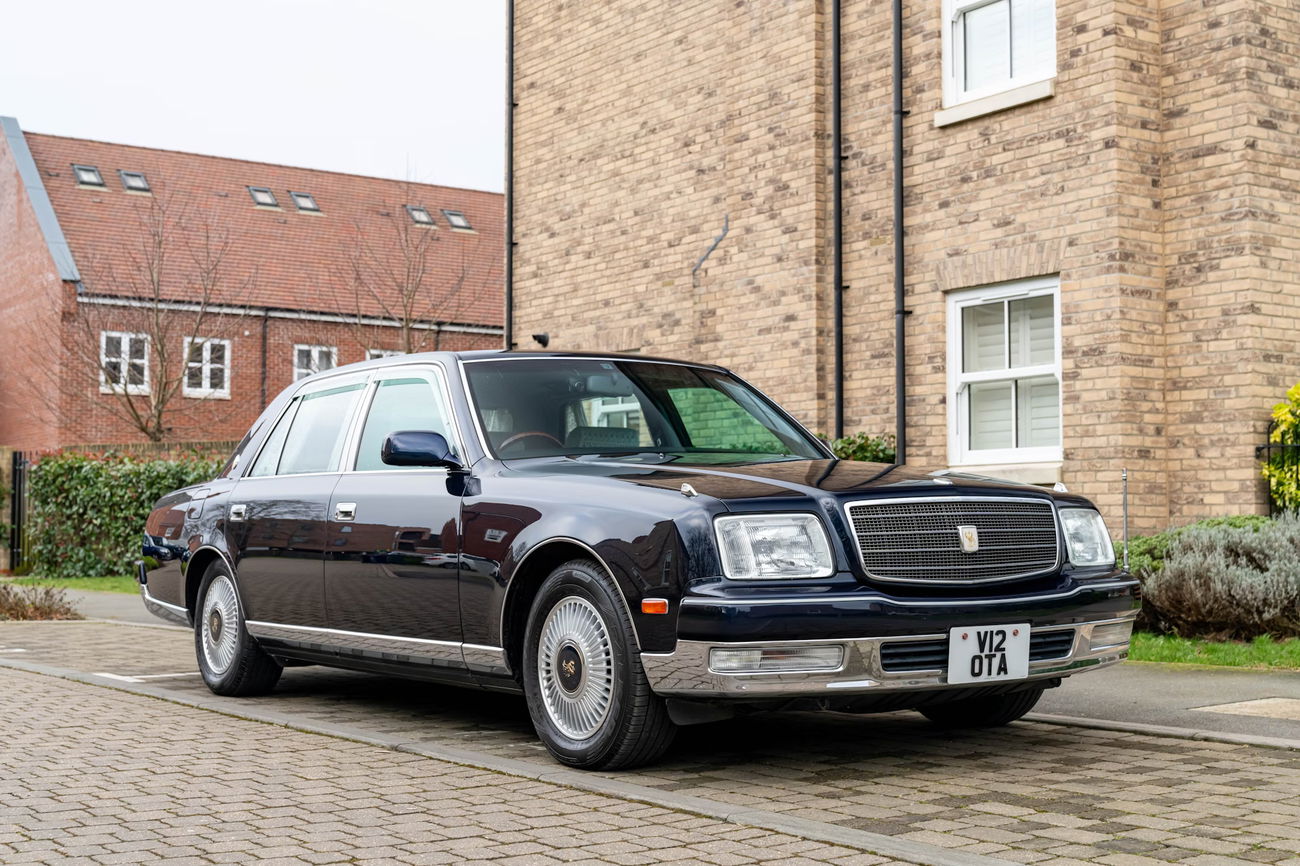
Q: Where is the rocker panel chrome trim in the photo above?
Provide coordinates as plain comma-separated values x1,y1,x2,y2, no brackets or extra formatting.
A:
245,620,506,670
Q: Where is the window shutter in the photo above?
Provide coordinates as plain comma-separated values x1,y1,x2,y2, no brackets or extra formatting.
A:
969,381,1014,450
1009,295,1054,367
961,0,1011,92
1016,376,1060,447
962,303,1005,372
1010,0,1054,81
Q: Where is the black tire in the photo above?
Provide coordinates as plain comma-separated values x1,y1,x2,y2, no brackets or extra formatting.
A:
522,559,676,770
919,685,1045,728
194,560,282,696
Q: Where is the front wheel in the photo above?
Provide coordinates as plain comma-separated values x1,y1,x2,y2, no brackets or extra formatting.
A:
522,559,676,770
919,685,1045,728
195,560,282,696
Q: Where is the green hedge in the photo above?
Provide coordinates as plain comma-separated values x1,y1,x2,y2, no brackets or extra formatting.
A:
826,433,897,463
27,451,224,579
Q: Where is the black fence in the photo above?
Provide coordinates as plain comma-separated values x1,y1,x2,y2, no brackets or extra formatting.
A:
1256,420,1300,517
8,451,29,572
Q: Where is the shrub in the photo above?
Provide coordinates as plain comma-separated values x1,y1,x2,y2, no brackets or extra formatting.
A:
1138,512,1300,640
1122,514,1272,580
26,451,224,579
0,583,80,621
826,432,896,464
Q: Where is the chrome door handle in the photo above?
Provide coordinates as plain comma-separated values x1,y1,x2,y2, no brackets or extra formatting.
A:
229,504,247,522
334,502,356,521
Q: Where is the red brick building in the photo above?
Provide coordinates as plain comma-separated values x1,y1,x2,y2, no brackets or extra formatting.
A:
0,117,503,451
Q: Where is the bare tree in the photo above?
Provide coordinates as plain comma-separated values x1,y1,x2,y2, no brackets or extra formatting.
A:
335,201,498,356
52,193,253,442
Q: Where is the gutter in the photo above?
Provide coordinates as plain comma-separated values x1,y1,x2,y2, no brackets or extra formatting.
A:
504,0,516,350
831,0,845,440
892,0,909,463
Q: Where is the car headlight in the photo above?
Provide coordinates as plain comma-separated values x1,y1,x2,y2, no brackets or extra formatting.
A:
1059,508,1115,567
714,514,835,579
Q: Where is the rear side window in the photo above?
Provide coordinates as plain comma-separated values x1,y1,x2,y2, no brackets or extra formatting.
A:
247,398,300,477
276,383,366,475
354,376,456,471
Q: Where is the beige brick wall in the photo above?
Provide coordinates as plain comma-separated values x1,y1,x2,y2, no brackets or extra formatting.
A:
513,0,1300,533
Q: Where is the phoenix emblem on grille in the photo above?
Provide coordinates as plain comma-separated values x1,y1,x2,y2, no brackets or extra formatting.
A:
957,524,980,553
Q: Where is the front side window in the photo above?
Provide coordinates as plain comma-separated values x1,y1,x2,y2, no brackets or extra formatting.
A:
944,0,1055,104
464,358,826,462
183,337,231,399
948,277,1060,465
293,345,336,381
354,375,457,471
100,331,149,395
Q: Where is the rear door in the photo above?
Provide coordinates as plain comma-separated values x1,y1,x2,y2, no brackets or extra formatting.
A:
228,375,368,629
323,366,467,671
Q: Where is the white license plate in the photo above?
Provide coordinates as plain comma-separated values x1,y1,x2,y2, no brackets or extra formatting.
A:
947,623,1030,684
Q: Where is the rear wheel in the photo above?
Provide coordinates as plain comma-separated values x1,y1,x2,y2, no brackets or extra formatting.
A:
919,685,1045,728
522,559,676,769
194,560,282,696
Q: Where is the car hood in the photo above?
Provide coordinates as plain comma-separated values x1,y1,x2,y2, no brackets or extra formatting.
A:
508,457,1066,504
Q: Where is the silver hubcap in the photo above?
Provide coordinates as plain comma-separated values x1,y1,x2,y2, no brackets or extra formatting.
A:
200,574,239,676
538,596,614,740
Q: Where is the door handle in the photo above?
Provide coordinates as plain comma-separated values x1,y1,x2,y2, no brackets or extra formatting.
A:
334,502,357,521
229,503,247,522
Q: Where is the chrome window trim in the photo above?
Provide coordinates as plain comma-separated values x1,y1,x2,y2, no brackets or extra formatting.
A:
842,495,1062,585
678,578,1139,608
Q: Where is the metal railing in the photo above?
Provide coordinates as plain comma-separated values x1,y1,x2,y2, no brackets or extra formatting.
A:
8,451,29,572
1256,420,1300,516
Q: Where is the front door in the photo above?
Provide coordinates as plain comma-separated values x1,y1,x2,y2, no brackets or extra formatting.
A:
323,367,466,673
228,377,368,629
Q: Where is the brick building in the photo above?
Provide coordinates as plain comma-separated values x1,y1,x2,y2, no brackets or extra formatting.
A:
0,117,503,452
509,1,1300,532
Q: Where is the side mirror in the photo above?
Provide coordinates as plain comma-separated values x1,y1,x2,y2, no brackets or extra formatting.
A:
381,430,463,470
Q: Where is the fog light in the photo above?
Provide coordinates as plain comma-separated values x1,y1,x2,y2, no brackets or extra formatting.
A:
709,645,844,674
1089,620,1134,651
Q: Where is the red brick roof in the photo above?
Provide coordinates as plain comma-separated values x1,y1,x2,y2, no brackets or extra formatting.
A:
25,132,503,327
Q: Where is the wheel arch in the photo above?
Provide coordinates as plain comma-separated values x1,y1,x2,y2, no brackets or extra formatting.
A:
184,546,238,617
501,538,641,678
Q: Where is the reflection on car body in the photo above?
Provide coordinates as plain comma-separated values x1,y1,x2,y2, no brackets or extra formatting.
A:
140,351,1138,769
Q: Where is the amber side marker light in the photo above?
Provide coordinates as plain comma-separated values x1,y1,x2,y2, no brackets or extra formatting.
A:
641,599,669,615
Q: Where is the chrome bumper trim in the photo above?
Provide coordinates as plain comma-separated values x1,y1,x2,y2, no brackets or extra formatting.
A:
139,581,190,627
641,613,1136,699
679,578,1139,608
245,620,508,673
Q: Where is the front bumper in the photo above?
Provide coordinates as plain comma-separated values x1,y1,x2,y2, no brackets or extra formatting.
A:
642,580,1139,699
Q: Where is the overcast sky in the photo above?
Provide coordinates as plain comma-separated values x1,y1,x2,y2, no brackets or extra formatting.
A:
1,0,507,192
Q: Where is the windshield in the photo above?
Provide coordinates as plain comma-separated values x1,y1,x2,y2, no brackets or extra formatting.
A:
463,358,827,461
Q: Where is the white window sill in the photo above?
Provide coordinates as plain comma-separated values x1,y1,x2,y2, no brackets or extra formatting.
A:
935,78,1055,128
947,460,1062,486
100,384,150,397
183,390,231,400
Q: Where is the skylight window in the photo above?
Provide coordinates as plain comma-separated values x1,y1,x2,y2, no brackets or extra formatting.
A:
290,191,320,212
248,186,278,207
73,164,104,186
405,205,434,226
442,209,473,230
119,171,151,192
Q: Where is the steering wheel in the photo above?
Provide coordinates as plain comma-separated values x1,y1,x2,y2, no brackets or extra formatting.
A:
499,431,564,454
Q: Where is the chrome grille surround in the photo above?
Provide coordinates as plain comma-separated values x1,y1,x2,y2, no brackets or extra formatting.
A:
844,496,1061,585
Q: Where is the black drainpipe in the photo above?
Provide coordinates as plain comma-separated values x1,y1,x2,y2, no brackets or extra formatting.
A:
504,0,515,350
259,308,269,409
892,0,908,463
831,0,845,440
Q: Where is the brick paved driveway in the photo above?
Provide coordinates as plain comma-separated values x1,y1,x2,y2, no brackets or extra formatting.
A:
3,620,1300,866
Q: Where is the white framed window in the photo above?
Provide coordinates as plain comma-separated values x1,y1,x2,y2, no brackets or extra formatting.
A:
366,348,403,360
942,0,1055,107
441,209,473,230
100,331,150,395
293,344,336,381
183,337,231,399
73,164,104,186
947,276,1061,467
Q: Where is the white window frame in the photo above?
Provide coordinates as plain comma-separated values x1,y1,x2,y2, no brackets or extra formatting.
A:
99,331,150,396
941,0,1056,109
946,276,1062,467
366,348,403,360
182,337,232,399
293,344,337,381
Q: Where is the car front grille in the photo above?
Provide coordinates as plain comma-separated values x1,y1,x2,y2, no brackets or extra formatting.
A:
845,497,1060,584
878,628,1078,674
